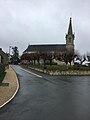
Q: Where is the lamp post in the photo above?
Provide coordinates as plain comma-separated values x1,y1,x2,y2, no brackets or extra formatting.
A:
9,46,13,64
9,46,12,55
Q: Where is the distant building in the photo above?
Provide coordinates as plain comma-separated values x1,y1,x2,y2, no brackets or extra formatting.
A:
0,48,8,64
24,18,74,55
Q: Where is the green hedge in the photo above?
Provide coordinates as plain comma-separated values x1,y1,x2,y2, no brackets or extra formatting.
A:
0,63,7,83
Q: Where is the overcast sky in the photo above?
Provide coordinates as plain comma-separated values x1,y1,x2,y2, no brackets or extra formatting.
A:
0,0,90,55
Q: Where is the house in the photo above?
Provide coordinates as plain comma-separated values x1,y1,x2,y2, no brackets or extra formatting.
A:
0,48,9,64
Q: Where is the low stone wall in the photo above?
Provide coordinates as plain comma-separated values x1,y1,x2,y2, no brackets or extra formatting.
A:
48,70,90,76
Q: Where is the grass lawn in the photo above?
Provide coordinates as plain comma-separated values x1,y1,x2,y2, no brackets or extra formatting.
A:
27,64,70,71
20,64,90,75
27,64,90,71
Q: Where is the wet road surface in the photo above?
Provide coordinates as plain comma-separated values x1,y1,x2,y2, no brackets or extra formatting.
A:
0,65,90,120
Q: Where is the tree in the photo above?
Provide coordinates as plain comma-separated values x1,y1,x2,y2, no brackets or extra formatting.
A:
61,51,76,66
11,46,19,65
62,53,68,65
40,51,54,66
87,52,90,61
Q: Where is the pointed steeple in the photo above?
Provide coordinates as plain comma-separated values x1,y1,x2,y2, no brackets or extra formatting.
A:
66,17,75,53
68,17,73,35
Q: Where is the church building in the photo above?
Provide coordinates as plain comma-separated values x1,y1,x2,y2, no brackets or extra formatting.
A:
23,18,75,57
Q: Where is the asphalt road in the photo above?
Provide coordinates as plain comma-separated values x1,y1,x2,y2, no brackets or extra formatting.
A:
0,65,90,120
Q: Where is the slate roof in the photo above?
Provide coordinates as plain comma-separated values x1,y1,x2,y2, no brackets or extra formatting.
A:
24,44,66,53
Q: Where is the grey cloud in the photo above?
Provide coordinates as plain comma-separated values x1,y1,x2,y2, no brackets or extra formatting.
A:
0,0,90,55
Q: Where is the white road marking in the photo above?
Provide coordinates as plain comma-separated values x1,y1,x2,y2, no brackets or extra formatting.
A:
21,68,42,78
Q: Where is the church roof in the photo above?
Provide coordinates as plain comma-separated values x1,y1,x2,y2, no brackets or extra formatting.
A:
24,44,66,53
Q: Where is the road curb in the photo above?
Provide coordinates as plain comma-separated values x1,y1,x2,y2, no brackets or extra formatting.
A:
0,67,19,108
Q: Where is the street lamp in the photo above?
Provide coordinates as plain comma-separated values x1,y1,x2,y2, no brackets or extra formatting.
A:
9,46,13,64
9,46,13,55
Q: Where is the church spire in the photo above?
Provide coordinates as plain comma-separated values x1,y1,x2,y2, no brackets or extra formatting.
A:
66,17,75,52
68,17,73,35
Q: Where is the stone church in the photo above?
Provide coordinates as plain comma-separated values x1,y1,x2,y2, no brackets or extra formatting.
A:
23,18,75,56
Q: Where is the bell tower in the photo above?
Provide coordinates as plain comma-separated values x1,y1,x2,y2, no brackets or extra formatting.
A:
66,18,75,53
